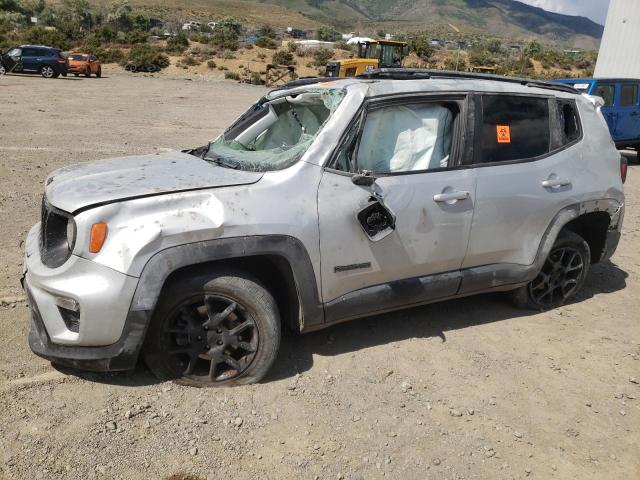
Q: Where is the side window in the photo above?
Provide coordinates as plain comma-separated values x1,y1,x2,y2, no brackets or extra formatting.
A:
89,55,97,62
478,95,550,164
595,84,615,106
556,100,581,146
354,102,456,174
620,84,638,107
21,48,37,57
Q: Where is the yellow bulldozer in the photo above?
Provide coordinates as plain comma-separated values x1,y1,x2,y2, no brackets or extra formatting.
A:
325,39,407,78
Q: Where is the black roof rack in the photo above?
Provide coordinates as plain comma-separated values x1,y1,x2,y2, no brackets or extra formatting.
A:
357,68,579,94
269,76,342,93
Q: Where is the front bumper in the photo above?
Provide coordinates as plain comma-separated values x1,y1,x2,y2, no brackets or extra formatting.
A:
23,224,147,371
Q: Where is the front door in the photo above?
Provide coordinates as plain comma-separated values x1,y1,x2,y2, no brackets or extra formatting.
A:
317,96,476,322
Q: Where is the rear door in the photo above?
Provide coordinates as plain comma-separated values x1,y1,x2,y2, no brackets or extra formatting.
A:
614,82,640,143
460,94,581,293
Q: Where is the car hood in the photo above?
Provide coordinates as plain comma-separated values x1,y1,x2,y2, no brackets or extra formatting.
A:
45,150,264,213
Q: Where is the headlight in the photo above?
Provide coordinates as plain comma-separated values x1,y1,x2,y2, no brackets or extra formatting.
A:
66,218,76,250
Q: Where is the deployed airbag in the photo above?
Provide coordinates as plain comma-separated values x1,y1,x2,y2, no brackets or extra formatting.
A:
357,104,453,173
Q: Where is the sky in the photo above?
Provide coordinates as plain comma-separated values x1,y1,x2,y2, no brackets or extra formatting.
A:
517,0,610,24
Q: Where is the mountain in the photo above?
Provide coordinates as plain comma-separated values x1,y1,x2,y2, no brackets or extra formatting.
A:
259,0,604,48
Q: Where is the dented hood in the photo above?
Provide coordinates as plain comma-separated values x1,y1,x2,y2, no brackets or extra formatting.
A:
45,150,263,213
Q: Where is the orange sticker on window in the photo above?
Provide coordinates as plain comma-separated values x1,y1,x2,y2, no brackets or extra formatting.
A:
496,125,511,143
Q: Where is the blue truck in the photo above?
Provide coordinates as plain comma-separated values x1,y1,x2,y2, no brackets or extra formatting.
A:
555,78,640,156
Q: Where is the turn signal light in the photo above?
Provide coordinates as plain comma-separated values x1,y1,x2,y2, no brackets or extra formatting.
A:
89,223,108,253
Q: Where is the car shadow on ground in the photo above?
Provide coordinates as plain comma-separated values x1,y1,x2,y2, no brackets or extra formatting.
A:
1,73,85,81
56,260,628,387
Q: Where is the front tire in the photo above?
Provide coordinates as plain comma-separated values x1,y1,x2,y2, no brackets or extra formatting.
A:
512,231,590,310
143,270,281,387
96,67,102,78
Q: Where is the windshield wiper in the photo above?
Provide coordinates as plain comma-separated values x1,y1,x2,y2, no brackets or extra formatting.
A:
205,155,240,170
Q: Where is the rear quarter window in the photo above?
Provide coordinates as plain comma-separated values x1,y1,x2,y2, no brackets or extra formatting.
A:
477,95,551,164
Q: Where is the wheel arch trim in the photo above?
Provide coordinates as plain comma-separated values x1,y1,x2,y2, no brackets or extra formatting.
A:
130,235,324,328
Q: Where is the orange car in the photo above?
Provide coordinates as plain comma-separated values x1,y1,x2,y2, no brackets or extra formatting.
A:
67,52,101,77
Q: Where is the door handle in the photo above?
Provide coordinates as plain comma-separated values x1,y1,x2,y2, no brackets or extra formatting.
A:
542,178,571,188
433,191,470,203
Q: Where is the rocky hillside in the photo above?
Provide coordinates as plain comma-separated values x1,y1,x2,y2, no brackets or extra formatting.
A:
261,0,603,47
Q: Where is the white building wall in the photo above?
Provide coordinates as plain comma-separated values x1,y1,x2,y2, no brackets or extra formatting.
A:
594,0,640,78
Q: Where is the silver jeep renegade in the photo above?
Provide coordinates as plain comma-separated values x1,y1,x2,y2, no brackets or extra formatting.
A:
23,70,626,386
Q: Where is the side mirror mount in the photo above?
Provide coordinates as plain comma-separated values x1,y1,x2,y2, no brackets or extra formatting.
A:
352,171,376,187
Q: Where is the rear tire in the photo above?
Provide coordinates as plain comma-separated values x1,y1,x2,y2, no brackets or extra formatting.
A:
40,65,56,78
143,269,281,387
512,231,590,310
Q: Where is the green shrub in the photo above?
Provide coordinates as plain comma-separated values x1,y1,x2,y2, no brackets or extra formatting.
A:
127,43,170,69
316,26,340,42
219,49,235,59
224,71,240,80
257,25,276,39
249,71,262,85
178,54,200,67
256,52,266,60
207,59,216,68
272,49,294,66
166,33,189,53
310,47,333,66
22,26,69,50
211,18,241,50
334,40,352,51
407,34,435,61
89,47,124,64
254,36,277,49
126,29,147,44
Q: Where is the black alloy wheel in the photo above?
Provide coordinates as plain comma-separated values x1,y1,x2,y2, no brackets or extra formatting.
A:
511,231,591,310
529,245,585,308
167,294,259,382
143,270,281,387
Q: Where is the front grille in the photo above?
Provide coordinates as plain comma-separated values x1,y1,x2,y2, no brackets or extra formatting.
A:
40,196,73,268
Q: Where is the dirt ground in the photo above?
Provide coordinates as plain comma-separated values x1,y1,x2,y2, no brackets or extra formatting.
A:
0,67,639,480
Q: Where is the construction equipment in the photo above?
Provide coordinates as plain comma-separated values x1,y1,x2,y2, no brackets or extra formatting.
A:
325,40,407,78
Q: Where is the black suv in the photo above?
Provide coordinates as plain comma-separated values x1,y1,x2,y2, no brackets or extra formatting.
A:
0,45,68,78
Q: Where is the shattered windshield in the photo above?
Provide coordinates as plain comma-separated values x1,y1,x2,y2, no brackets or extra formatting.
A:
203,88,345,172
